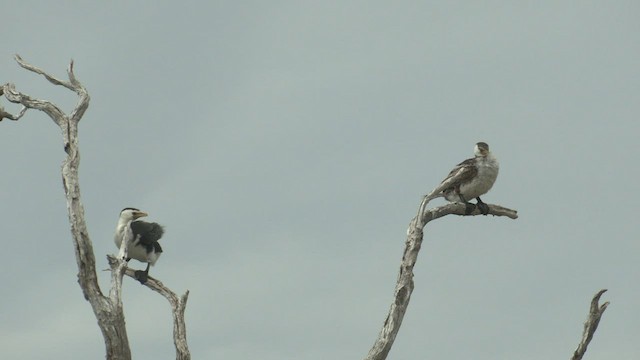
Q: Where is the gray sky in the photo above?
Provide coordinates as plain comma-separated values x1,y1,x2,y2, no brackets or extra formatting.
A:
1,1,638,359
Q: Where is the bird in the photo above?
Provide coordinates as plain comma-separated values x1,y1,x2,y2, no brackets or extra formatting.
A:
114,208,164,284
424,142,499,215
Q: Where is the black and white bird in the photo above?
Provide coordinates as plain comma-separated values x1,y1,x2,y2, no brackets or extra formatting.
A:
424,142,499,214
114,208,164,284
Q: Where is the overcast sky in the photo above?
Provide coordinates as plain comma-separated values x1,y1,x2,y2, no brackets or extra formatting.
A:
1,1,639,359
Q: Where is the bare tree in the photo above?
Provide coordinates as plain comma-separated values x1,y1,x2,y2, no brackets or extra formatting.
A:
1,55,190,360
364,187,609,359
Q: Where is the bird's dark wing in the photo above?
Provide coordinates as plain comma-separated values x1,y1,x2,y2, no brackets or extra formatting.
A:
424,157,478,203
440,157,477,190
130,221,164,254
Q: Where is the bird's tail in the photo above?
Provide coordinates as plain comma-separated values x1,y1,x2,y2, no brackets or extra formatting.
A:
417,191,444,218
422,191,443,206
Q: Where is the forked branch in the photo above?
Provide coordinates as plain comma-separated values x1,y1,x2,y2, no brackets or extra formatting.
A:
364,201,518,360
107,255,191,360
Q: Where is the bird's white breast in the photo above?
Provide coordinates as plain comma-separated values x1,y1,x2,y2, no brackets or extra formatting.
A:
458,155,499,200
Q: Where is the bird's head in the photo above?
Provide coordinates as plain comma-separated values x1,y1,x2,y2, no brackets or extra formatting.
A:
119,207,148,222
474,142,490,157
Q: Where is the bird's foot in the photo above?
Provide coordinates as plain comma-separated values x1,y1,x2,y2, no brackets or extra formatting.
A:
476,198,490,215
464,202,476,215
134,270,148,285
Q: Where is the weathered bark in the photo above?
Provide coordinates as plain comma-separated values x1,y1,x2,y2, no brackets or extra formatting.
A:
2,55,131,359
2,55,189,360
571,289,609,360
365,197,518,360
108,255,191,360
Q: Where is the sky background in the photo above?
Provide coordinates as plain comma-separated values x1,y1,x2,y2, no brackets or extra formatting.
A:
1,1,638,359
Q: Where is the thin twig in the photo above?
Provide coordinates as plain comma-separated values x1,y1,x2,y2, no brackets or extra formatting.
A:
14,54,76,91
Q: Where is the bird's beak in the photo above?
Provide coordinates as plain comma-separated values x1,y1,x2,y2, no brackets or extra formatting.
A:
133,211,148,219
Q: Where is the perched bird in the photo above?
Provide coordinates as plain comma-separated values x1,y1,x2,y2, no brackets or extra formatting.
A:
114,208,164,284
424,142,499,214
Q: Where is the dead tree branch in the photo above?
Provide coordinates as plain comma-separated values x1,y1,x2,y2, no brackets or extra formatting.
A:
571,289,609,360
364,200,518,360
2,55,189,360
108,255,191,360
